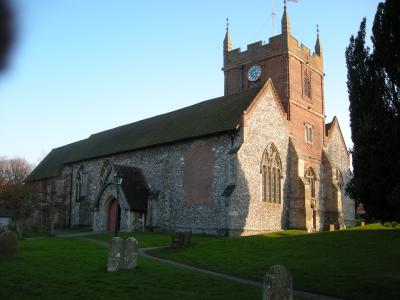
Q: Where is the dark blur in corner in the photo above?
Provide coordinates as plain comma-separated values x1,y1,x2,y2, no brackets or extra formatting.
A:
0,0,14,72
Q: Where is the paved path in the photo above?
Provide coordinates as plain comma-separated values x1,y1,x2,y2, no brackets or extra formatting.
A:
56,233,342,300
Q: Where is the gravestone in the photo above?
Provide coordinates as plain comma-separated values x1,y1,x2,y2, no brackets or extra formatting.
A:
0,231,18,260
329,224,335,231
263,265,293,300
107,237,138,272
120,237,138,270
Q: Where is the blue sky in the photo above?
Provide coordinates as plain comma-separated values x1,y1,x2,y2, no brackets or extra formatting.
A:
0,0,381,165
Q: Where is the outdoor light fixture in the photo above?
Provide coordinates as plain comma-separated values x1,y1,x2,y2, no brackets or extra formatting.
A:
113,171,123,186
113,170,123,237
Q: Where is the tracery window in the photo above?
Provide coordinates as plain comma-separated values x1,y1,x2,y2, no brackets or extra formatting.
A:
261,143,282,204
99,160,111,187
305,167,316,198
303,69,312,99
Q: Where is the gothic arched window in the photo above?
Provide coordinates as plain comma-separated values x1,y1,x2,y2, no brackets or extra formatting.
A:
261,143,282,204
99,160,111,187
76,165,86,202
305,167,316,198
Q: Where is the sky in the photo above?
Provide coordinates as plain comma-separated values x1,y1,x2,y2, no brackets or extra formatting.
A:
0,0,382,165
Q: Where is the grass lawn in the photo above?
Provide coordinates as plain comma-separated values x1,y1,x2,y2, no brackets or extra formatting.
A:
150,224,400,300
0,238,260,300
86,232,171,248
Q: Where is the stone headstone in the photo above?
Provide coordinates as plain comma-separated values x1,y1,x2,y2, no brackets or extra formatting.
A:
120,237,138,270
263,265,293,300
0,231,18,260
107,236,139,272
329,224,335,231
361,221,365,226
107,236,124,272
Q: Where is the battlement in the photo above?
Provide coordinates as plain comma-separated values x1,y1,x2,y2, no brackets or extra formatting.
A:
224,33,323,73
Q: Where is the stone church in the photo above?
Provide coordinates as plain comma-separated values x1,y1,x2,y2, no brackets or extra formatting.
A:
27,6,354,236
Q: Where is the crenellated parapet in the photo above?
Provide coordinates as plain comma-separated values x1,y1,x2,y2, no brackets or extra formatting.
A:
224,33,323,73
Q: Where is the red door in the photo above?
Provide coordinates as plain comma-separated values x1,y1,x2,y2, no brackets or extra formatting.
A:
107,199,117,232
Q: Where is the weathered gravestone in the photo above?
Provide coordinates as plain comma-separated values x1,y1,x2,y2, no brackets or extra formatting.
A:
0,231,18,260
263,265,293,300
107,237,138,272
122,237,138,269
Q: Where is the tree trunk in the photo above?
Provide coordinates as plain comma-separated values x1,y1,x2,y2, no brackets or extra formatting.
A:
17,220,24,240
49,206,55,236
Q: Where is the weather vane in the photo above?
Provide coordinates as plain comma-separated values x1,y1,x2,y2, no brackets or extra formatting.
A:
226,18,229,32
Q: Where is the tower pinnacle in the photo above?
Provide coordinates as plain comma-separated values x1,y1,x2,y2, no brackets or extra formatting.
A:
281,1,291,35
315,24,322,56
223,18,232,53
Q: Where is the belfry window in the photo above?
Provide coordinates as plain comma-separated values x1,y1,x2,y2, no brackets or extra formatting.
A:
305,168,316,198
303,69,312,99
261,143,282,204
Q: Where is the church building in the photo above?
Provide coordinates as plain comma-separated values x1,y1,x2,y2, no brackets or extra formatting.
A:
27,5,355,236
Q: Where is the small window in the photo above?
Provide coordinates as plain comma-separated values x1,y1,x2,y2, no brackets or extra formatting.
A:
76,165,87,202
305,124,313,144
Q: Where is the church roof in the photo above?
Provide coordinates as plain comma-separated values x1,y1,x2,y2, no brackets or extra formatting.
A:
27,87,261,182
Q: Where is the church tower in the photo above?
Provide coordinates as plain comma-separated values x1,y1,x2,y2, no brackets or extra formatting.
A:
222,3,325,161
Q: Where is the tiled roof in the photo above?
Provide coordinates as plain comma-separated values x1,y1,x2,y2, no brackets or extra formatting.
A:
27,88,261,182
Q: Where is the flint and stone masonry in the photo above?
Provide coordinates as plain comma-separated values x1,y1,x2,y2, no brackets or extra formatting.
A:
28,6,355,236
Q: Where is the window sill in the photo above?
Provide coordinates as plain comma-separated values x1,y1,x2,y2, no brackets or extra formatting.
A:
261,201,282,207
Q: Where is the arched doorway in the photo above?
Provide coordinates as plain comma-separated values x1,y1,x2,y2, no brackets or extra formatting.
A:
106,198,121,232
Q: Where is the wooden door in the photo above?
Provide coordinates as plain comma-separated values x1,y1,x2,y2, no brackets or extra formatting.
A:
107,199,117,232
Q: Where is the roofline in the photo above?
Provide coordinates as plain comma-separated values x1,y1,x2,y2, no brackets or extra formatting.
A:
244,78,288,119
63,129,237,166
326,116,350,161
241,79,288,127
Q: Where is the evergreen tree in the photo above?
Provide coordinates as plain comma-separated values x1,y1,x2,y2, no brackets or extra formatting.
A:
0,0,14,72
346,0,400,223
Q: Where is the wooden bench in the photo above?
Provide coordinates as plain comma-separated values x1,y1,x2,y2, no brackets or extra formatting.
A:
171,230,192,248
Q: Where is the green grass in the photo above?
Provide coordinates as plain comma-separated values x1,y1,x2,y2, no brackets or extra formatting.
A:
0,238,260,300
150,224,400,300
86,231,171,248
22,231,50,239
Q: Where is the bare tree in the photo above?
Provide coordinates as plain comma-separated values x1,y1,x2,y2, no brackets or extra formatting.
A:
0,157,38,239
40,173,67,236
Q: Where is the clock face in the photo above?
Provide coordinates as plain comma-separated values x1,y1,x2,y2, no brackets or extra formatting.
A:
247,65,261,82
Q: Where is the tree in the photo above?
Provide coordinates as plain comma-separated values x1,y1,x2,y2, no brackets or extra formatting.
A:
0,158,39,239
0,0,14,72
346,0,400,223
40,173,67,236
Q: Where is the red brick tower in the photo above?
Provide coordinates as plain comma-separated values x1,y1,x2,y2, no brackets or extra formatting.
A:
223,5,325,161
